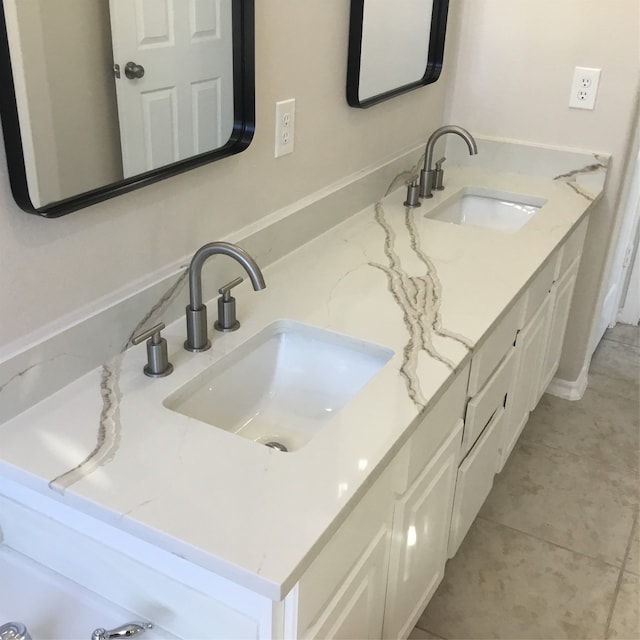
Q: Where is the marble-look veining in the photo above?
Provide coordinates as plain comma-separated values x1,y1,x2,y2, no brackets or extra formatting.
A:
370,201,472,406
0,144,607,600
553,154,609,201
50,269,189,491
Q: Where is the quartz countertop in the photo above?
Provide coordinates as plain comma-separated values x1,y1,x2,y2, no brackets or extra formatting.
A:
0,149,607,600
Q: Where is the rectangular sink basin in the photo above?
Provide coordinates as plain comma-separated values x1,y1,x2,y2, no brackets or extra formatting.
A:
426,188,546,233
164,321,393,452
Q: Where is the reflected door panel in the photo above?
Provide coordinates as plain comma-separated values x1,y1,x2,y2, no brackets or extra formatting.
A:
109,0,233,178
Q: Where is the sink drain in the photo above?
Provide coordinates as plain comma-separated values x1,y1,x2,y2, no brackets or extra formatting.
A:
265,441,288,452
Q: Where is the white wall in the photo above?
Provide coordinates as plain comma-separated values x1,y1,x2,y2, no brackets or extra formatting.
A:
0,1,459,350
444,0,640,382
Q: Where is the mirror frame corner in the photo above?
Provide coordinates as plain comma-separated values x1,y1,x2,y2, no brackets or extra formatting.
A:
0,0,256,218
346,0,449,109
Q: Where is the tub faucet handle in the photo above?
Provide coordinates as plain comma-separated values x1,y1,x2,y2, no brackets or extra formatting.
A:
0,622,31,640
91,622,152,640
132,323,173,378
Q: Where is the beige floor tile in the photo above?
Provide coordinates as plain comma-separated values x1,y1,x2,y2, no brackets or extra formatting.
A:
589,339,640,400
524,387,639,473
480,441,638,567
409,627,445,639
418,518,618,639
607,572,640,639
605,324,640,348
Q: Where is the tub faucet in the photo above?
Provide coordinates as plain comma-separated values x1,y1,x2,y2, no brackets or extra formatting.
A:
185,241,266,352
0,622,31,640
419,125,478,198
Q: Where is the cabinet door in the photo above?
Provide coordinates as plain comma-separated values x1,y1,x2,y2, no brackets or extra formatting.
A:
539,259,579,394
382,421,463,640
448,408,504,558
301,525,390,640
499,294,552,471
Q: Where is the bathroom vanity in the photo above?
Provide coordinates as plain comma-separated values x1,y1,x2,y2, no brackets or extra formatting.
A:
0,141,607,639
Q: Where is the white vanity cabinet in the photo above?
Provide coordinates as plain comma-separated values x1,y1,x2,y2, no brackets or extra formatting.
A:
446,297,522,557
382,366,468,640
0,207,592,640
289,364,470,640
286,465,395,640
499,219,588,470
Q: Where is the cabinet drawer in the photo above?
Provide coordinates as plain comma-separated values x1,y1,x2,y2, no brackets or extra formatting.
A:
463,348,515,458
448,407,505,558
394,364,469,495
296,467,394,634
523,254,557,326
468,297,523,396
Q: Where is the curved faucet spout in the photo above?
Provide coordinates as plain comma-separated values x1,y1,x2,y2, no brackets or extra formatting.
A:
420,125,478,198
188,241,266,310
185,241,266,352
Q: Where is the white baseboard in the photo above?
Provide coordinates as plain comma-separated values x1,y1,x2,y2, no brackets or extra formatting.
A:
545,360,590,401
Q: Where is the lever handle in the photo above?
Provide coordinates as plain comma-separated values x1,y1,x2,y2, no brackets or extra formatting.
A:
215,278,244,332
91,622,152,640
433,157,447,191
218,277,244,301
132,322,165,346
132,323,173,378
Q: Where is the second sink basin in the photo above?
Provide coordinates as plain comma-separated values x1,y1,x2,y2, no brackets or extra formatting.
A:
426,188,546,233
164,321,393,452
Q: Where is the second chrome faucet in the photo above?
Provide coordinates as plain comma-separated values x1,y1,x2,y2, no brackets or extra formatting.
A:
184,241,266,352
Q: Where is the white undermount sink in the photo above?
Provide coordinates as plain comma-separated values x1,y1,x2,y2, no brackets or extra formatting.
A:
164,321,393,452
426,188,546,233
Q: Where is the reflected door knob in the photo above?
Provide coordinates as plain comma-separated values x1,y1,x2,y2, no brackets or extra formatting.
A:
124,61,145,79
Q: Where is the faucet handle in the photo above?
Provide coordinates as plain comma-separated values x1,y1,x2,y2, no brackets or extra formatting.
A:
218,276,244,300
0,622,31,640
404,177,421,208
132,323,173,378
433,156,447,191
91,622,152,640
215,277,244,332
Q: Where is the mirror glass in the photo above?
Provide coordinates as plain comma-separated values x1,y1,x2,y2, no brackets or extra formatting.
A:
0,0,254,217
347,0,448,108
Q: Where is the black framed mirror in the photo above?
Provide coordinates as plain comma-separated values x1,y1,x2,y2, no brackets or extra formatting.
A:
347,0,448,108
0,0,254,217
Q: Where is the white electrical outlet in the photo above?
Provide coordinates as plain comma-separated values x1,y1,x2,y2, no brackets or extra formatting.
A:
275,99,295,158
568,67,601,110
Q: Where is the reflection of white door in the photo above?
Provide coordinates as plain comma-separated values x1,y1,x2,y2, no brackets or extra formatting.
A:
109,0,234,178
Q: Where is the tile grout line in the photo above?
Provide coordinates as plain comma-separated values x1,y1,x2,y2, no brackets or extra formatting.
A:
600,335,640,348
603,511,639,638
413,623,445,639
476,515,631,573
514,436,640,479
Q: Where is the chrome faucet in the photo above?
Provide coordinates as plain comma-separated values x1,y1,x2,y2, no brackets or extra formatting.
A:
419,125,478,198
185,241,266,352
0,622,31,640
